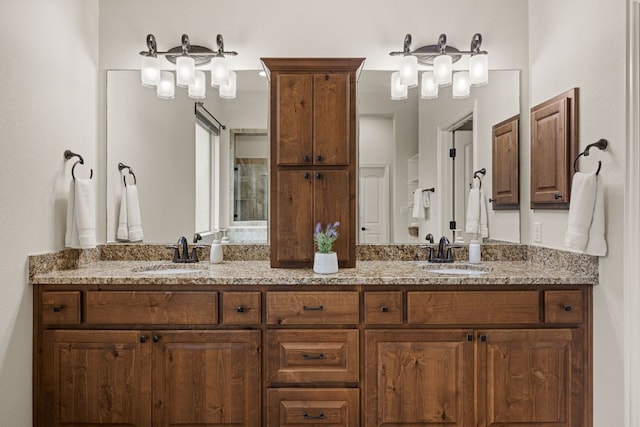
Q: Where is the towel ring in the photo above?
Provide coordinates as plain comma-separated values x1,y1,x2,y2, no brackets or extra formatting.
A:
573,138,608,175
118,162,137,186
64,149,93,180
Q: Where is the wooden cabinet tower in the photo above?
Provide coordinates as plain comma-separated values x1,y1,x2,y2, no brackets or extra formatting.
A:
262,58,364,268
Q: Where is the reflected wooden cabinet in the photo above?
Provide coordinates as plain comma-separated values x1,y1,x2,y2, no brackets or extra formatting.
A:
492,115,520,209
263,58,364,268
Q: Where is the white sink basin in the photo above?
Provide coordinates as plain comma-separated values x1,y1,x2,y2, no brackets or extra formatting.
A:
428,268,489,275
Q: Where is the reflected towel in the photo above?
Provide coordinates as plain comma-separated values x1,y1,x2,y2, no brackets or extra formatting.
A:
117,184,144,242
465,184,488,238
65,179,96,249
412,189,427,218
565,172,606,255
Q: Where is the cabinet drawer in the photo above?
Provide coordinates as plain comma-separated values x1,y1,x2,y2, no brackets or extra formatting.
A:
266,291,359,325
365,291,403,324
85,291,218,325
268,388,359,427
545,290,583,323
41,291,81,325
407,291,540,324
267,329,359,384
222,292,261,325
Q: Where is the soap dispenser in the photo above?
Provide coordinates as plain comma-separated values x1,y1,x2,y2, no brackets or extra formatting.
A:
210,239,223,264
468,240,481,264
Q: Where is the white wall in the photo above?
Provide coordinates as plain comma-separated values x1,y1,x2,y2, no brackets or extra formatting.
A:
528,0,627,425
0,0,99,425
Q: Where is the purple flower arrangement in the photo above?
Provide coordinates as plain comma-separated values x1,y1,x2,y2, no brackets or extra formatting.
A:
313,222,340,253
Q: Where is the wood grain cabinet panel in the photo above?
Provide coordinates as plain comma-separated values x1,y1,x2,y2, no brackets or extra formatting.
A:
41,291,81,325
492,115,520,209
152,330,261,427
477,329,581,427
313,72,350,165
268,388,359,427
407,291,540,324
365,330,474,427
530,88,579,209
267,329,359,384
222,291,261,325
274,74,313,166
545,290,584,324
85,291,218,325
266,291,359,325
364,291,403,324
40,330,152,427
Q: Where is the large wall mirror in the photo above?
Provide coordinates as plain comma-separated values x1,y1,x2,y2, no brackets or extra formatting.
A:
106,69,520,245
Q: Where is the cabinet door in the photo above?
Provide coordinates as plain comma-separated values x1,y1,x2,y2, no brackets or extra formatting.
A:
152,330,261,427
272,169,314,265
314,72,350,165
492,115,519,209
365,330,474,427
275,74,313,165
477,329,582,427
41,330,152,427
314,169,353,265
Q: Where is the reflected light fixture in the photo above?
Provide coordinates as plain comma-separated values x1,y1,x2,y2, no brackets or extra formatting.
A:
389,32,489,100
139,33,238,100
390,71,408,100
219,70,237,99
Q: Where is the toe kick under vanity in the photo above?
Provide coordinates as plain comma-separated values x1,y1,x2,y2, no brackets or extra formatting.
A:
30,246,596,427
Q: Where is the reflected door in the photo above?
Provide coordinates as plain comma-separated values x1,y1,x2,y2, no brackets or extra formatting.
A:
359,166,389,244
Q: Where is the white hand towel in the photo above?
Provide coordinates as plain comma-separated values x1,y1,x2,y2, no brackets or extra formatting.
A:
565,172,606,255
65,179,96,249
116,183,129,241
126,184,144,242
465,186,480,234
479,188,488,238
412,189,425,219
422,191,431,208
565,172,598,251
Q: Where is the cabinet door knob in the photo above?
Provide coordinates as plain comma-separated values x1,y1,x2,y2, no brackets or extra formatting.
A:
315,172,322,179
316,155,323,162
554,192,563,200
303,173,310,180
466,334,473,342
380,306,389,313
563,304,573,312
152,335,161,343
140,335,147,343
303,155,310,162
236,306,245,313
52,305,63,312
480,334,487,342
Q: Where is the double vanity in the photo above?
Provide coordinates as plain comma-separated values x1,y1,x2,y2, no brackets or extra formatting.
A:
31,244,595,427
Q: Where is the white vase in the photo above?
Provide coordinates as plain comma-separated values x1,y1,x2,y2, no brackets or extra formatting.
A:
313,252,339,274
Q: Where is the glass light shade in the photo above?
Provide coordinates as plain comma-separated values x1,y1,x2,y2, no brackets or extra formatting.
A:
157,71,175,99
210,57,229,87
399,55,418,88
390,71,407,100
176,56,195,88
219,70,237,99
420,72,438,99
141,55,160,87
188,71,206,99
469,53,489,86
452,71,471,99
434,54,452,86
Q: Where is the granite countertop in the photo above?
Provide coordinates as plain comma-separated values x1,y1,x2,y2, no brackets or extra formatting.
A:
30,259,597,286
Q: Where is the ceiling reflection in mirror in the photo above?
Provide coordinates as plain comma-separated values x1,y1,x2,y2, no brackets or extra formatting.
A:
106,69,520,245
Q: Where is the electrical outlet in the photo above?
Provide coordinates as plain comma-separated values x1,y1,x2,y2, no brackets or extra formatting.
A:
534,222,542,243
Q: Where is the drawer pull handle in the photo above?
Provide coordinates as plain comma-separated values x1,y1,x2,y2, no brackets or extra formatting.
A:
380,306,389,313
236,306,245,313
303,412,325,420
303,305,324,311
563,304,573,312
52,305,63,312
302,353,325,360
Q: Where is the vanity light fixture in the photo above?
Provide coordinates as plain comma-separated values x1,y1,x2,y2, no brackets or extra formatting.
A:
389,33,488,100
139,33,238,100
